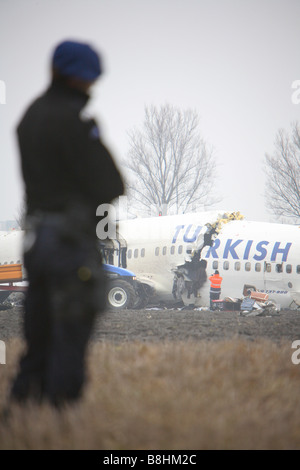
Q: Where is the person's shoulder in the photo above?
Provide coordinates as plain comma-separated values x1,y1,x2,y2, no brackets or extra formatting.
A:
16,91,47,130
20,90,46,114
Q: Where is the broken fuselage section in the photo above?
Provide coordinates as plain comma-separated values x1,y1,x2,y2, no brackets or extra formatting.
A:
114,210,300,309
172,212,244,306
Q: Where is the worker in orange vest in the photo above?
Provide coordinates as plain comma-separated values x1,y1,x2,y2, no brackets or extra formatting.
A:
209,270,223,310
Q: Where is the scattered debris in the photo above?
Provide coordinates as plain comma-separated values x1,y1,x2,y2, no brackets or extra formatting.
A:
240,297,256,311
240,295,280,316
212,297,242,311
210,291,281,316
249,291,269,302
240,300,281,316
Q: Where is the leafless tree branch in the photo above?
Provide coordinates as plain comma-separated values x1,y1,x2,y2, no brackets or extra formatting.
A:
264,122,300,221
123,104,219,215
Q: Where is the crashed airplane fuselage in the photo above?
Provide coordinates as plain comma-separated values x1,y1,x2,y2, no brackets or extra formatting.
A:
117,210,300,309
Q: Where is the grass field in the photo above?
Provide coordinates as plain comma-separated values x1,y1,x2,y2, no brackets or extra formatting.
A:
0,338,300,450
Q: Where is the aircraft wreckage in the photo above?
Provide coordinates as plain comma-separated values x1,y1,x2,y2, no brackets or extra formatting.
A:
114,210,300,310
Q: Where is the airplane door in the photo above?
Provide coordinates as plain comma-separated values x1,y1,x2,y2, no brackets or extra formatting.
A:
115,232,128,268
99,239,117,265
99,235,128,268
263,261,285,292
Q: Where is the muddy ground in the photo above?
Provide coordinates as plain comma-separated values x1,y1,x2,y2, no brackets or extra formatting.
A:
1,293,300,344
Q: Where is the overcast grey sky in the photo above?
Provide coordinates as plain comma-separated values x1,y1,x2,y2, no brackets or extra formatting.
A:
0,0,299,223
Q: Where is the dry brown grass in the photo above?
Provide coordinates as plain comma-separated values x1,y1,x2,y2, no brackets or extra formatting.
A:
0,338,300,450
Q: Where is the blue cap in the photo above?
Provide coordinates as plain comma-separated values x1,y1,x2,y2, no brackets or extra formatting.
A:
52,40,102,81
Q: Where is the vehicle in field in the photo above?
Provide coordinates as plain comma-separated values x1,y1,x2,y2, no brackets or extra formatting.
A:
103,264,137,310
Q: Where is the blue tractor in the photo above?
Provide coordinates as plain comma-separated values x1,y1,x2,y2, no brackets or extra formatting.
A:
103,264,137,310
100,239,151,310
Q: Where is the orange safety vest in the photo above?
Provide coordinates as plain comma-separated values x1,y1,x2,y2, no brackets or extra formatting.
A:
209,274,223,289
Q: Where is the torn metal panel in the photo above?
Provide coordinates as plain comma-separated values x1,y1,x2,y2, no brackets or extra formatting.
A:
290,292,300,308
172,212,244,304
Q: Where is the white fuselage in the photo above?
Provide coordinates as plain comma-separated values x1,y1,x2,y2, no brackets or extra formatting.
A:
1,211,299,309
118,211,300,309
0,231,23,266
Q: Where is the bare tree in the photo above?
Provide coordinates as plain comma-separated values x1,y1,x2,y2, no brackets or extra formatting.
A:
15,197,26,229
265,122,300,221
124,104,218,215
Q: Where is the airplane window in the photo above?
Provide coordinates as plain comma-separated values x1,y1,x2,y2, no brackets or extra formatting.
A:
162,246,167,255
223,261,229,270
286,264,292,274
245,262,251,271
234,262,240,271
127,249,132,259
155,247,159,256
276,264,283,273
134,249,138,258
255,263,261,272
141,248,145,257
265,263,271,273
212,261,218,270
178,245,183,254
170,246,175,255
297,265,300,274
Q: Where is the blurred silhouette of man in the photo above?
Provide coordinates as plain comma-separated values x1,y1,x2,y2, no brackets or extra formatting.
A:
10,40,124,407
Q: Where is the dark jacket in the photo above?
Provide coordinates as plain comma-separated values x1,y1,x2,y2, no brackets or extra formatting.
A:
17,79,124,220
